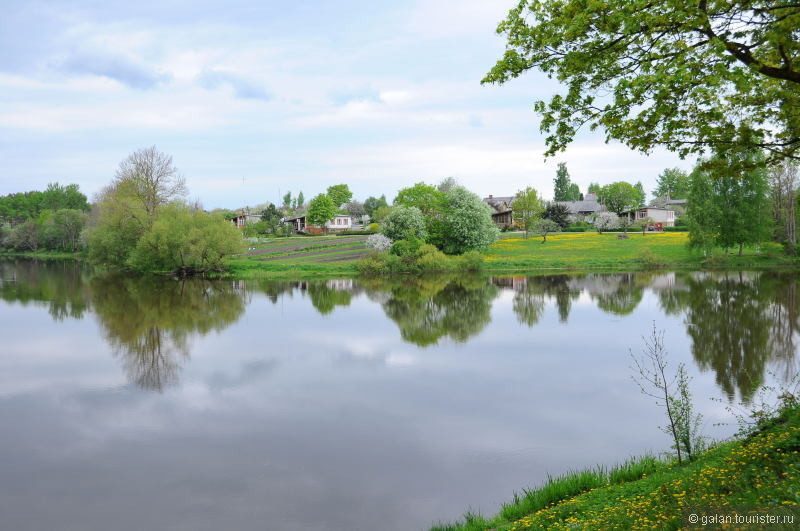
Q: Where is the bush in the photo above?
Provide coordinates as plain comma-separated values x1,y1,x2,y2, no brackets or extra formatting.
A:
365,233,392,251
461,250,484,271
381,206,427,241
416,247,451,271
367,222,379,232
663,226,687,232
336,230,375,235
356,251,401,274
563,225,587,232
390,238,423,257
637,248,666,268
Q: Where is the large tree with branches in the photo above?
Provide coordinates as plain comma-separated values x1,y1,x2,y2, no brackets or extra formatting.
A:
484,1,800,163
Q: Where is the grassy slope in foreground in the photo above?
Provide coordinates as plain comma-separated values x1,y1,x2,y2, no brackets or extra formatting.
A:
433,405,800,531
484,232,798,271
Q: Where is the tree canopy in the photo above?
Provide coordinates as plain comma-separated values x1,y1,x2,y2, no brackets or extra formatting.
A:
394,182,445,216
512,186,544,236
306,193,338,229
484,0,800,163
654,168,691,200
326,184,353,208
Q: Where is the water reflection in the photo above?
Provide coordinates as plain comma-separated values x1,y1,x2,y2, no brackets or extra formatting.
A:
658,272,800,402
90,275,248,391
2,260,798,402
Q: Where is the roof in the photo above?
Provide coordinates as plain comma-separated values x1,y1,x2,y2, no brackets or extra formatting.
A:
666,199,687,205
554,198,604,214
483,196,515,213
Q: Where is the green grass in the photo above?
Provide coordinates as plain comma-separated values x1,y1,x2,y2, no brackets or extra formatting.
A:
433,405,800,530
0,249,85,260
483,232,798,271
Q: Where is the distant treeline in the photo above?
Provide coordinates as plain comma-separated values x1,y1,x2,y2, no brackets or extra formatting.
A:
0,183,91,252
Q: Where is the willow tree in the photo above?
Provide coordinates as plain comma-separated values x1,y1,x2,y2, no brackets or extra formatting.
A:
484,1,800,163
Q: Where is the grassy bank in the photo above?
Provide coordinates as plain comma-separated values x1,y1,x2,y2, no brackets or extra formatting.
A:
434,404,800,530
0,249,85,260
5,232,799,278
484,232,798,271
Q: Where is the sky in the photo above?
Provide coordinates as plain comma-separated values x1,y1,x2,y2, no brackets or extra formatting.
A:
0,0,694,209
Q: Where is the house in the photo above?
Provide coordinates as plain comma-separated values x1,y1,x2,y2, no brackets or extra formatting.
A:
483,195,515,227
554,192,605,219
284,213,352,234
626,207,676,228
230,209,262,229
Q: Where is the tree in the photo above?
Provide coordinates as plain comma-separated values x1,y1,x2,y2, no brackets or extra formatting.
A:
364,195,388,218
542,203,570,229
259,204,282,234
567,183,581,201
428,186,499,254
654,168,690,200
112,146,186,220
394,183,445,216
512,186,544,238
282,192,292,210
380,206,427,242
437,176,459,193
42,209,89,251
345,200,366,221
598,182,640,233
127,203,243,274
587,182,601,195
594,212,619,234
634,182,646,207
484,1,800,163
686,169,719,257
306,193,338,232
297,191,305,208
768,161,799,253
326,184,353,208
553,162,572,201
530,218,561,243
371,205,393,222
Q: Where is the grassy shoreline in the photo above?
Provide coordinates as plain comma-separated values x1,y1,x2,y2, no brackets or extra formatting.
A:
433,403,800,530
4,232,800,279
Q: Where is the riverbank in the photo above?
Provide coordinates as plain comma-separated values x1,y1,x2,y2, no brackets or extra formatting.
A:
5,232,799,279
433,402,800,530
225,232,799,279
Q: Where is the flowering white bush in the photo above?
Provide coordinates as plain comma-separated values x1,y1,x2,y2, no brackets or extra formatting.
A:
365,233,392,251
593,211,620,233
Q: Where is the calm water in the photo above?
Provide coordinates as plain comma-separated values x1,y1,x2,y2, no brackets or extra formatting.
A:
0,259,798,530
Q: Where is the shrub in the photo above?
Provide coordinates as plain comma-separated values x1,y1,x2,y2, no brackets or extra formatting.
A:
461,250,484,271
594,212,620,233
356,251,401,274
637,248,666,268
415,247,451,272
365,233,392,251
381,206,427,241
367,222,379,232
391,238,423,257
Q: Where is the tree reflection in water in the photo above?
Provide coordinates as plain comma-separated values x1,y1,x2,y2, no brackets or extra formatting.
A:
660,272,800,403
90,275,247,391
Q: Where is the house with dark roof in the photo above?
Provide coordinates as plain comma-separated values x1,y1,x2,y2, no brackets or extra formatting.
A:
554,192,605,219
482,195,515,227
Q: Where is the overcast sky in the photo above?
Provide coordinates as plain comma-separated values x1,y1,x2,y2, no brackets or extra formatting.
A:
0,0,693,208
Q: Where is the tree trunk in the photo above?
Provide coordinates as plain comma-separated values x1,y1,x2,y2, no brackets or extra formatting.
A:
738,242,743,256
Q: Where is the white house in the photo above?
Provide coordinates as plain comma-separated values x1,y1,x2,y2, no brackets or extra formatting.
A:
284,213,352,234
627,207,676,228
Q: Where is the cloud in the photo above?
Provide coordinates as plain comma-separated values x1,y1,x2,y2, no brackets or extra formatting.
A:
57,50,170,90
197,69,271,101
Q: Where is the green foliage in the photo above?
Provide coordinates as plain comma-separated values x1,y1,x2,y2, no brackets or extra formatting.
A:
306,193,338,229
381,206,427,242
394,182,445,215
542,203,570,229
259,204,282,234
296,191,304,208
0,183,89,226
282,191,292,208
597,182,640,216
127,204,243,274
553,162,572,201
633,182,646,207
587,182,601,194
511,186,544,236
326,184,352,208
363,195,388,218
429,186,500,254
688,149,773,256
567,183,581,201
371,205,394,222
483,0,800,163
654,168,690,200
390,238,423,257
529,218,561,242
